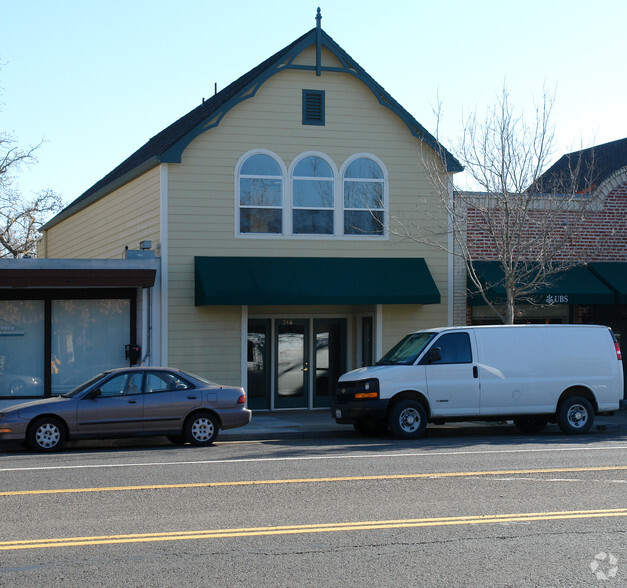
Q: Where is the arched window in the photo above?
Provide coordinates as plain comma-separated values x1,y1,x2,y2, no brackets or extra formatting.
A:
292,156,334,234
238,153,283,234
343,157,385,235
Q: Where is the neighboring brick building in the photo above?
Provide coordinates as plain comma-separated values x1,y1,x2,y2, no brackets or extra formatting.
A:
464,138,627,368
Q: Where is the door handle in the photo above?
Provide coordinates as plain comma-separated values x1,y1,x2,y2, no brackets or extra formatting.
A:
473,366,478,379
128,400,137,404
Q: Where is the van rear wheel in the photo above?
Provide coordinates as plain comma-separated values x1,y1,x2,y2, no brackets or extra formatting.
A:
388,400,427,440
557,397,594,434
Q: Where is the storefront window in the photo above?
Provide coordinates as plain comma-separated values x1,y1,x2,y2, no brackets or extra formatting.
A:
0,301,45,398
51,299,130,395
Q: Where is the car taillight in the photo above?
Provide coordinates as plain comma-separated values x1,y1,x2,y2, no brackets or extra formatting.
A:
237,394,246,404
615,343,622,361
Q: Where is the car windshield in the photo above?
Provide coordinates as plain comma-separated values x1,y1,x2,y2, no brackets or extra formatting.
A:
377,332,436,365
61,373,107,398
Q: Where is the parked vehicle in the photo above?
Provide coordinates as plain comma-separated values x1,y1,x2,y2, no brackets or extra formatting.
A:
333,325,624,439
0,367,251,451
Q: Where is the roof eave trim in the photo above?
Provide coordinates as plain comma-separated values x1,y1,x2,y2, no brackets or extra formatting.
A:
162,30,462,173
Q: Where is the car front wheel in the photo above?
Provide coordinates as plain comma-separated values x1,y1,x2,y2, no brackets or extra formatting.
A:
184,412,219,446
27,417,66,452
557,397,594,434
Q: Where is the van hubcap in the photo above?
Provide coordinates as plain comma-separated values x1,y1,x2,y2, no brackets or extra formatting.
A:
400,408,420,432
567,404,588,428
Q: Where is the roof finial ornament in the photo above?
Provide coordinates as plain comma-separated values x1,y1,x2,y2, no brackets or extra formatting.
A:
316,7,322,29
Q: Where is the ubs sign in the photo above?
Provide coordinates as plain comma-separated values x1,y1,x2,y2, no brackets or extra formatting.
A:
545,294,569,305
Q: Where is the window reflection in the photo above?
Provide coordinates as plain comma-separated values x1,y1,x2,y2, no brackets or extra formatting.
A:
51,299,130,395
343,158,385,235
0,301,44,397
241,154,282,176
239,153,284,234
237,151,387,238
292,156,334,235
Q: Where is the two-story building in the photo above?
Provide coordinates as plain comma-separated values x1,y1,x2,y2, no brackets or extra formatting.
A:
0,13,461,410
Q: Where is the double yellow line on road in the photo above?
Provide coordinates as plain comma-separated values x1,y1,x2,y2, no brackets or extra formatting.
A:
2,508,627,550
1,465,626,496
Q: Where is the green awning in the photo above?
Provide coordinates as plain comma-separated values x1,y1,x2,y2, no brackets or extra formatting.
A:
588,262,627,304
195,257,440,306
468,261,616,306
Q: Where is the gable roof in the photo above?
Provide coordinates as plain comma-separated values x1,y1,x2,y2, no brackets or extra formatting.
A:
44,26,462,230
534,137,627,194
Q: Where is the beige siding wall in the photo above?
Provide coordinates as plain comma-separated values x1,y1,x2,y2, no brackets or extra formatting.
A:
166,52,449,381
43,167,161,259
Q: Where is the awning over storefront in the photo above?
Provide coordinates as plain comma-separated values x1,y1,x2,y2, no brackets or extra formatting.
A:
588,262,627,304
467,261,616,306
194,257,441,306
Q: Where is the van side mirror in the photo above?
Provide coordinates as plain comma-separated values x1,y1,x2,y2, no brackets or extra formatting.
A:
428,347,442,363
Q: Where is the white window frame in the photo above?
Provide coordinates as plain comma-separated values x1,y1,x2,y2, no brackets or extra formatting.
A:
235,149,287,236
340,153,389,238
235,150,389,240
288,151,338,236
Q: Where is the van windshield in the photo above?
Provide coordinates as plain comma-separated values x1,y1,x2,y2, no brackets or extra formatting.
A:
377,332,436,365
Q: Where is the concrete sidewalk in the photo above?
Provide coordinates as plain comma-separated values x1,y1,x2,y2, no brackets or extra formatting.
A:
219,407,627,441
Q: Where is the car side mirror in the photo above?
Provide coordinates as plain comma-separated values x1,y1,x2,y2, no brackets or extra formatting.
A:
89,388,102,399
428,347,442,363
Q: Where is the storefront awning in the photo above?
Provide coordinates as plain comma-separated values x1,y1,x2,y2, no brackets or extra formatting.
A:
467,261,616,306
195,257,440,306
588,262,627,304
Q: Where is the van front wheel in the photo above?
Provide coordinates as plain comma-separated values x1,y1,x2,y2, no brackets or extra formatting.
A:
557,397,594,434
388,400,427,440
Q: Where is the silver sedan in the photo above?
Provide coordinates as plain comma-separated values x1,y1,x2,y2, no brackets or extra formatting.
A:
0,367,252,452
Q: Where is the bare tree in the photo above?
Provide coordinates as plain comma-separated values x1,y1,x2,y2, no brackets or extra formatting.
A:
395,86,599,324
0,132,64,258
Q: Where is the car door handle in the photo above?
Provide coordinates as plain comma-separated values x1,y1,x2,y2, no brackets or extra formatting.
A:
187,395,198,400
128,400,137,404
473,366,478,379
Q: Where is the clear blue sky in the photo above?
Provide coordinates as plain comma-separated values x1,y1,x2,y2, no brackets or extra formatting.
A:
2,0,626,203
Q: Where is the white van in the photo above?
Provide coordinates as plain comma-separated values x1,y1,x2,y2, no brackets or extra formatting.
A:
332,325,624,439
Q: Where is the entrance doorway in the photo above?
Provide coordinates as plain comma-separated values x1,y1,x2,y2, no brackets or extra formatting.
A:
247,317,347,410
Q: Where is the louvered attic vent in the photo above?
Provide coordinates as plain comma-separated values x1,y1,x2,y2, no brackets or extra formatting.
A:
302,89,325,126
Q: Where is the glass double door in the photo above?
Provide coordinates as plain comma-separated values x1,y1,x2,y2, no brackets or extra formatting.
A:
247,318,346,410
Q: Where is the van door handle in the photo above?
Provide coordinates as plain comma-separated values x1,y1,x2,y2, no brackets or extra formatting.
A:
473,366,478,379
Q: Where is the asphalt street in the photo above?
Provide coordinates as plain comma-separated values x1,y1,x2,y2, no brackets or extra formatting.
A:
1,417,626,587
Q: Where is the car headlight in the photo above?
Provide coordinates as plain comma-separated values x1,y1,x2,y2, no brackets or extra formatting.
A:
354,378,379,399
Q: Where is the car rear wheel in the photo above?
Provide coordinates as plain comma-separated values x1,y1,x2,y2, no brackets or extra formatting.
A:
27,417,66,452
557,396,594,434
184,412,219,446
388,399,427,440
